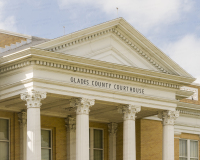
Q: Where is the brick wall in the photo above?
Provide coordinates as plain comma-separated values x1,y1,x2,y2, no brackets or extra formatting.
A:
175,133,200,160
0,33,27,48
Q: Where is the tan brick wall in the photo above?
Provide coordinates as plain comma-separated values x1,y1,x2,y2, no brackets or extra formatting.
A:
174,135,179,160
140,119,163,160
0,33,27,48
0,110,20,160
116,119,163,160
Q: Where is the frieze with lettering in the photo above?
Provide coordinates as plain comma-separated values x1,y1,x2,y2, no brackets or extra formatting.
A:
70,77,144,94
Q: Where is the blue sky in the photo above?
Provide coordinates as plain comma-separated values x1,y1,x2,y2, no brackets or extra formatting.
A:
1,0,200,82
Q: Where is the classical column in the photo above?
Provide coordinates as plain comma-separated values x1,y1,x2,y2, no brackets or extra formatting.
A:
18,110,27,160
65,115,76,160
108,122,118,160
21,89,46,160
70,98,95,160
118,104,141,160
158,110,179,160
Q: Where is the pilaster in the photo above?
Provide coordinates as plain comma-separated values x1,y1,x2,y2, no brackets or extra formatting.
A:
18,110,27,160
65,115,76,160
108,123,118,160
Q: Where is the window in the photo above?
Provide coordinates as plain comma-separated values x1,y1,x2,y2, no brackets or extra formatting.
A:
89,128,104,160
0,118,9,160
179,139,198,160
41,129,52,160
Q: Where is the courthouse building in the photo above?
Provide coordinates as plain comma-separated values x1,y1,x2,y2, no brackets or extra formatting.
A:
0,18,200,160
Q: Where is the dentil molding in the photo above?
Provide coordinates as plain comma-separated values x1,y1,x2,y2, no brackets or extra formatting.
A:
0,59,180,90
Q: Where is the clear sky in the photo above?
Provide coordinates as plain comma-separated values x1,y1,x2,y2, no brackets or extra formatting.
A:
1,0,200,82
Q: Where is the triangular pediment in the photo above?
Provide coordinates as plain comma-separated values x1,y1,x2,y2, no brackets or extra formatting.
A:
34,18,194,78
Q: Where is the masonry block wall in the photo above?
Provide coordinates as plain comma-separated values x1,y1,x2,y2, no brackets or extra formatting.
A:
138,119,163,160
0,33,27,48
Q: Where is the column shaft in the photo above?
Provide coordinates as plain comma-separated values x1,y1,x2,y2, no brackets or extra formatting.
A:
27,108,41,160
158,110,179,160
21,89,46,160
163,125,174,160
123,120,135,160
76,114,89,160
70,97,95,160
118,104,141,160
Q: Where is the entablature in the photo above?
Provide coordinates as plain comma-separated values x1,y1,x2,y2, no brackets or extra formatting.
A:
0,48,195,90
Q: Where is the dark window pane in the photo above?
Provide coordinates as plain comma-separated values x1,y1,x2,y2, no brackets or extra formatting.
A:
0,142,9,160
190,141,198,158
94,150,103,160
179,139,187,157
41,130,51,148
0,119,9,140
94,129,102,149
41,149,51,160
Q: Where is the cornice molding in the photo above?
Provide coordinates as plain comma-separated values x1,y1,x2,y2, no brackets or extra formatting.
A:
0,59,180,90
177,109,200,117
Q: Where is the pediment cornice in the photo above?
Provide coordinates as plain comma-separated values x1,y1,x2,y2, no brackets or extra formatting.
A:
33,18,194,78
42,27,169,74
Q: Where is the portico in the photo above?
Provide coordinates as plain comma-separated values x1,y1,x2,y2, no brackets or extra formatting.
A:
0,18,195,160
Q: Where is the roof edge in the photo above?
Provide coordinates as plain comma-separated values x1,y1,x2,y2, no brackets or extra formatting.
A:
0,29,32,39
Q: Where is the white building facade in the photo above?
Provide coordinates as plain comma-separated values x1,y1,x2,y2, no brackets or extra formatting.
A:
0,18,199,160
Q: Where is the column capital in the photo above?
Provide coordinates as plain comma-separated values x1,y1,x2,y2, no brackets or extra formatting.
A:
158,110,179,125
18,110,27,126
118,104,141,120
65,115,76,132
20,89,46,108
108,122,118,135
70,97,95,115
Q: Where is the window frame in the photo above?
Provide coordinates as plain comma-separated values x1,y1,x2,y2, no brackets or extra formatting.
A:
179,138,199,160
0,117,10,160
89,127,104,160
41,128,52,160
